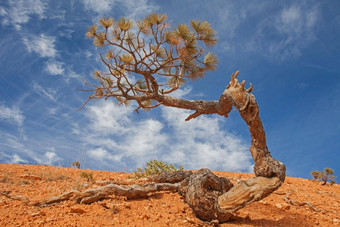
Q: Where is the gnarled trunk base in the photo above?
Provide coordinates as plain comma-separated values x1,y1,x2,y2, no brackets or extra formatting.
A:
181,169,234,222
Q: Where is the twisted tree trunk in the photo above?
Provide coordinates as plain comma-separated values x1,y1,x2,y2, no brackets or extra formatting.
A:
155,72,286,222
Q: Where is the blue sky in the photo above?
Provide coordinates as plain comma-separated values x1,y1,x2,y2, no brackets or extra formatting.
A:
0,0,339,179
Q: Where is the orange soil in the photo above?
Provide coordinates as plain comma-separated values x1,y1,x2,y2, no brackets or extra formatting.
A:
0,164,339,226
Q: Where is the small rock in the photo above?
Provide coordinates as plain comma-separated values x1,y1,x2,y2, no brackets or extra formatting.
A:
185,218,197,224
31,211,46,217
21,174,42,181
140,214,150,219
69,208,86,214
333,219,339,224
99,202,109,209
284,205,291,210
259,200,267,205
275,203,283,209
211,219,219,226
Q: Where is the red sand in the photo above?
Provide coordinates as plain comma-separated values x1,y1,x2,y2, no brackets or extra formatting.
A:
0,164,339,226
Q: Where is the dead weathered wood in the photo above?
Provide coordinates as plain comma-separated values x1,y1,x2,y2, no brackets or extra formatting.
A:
181,169,234,222
283,193,321,212
1,182,180,207
151,170,193,183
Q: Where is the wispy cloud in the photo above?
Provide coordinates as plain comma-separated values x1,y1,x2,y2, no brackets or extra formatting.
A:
83,0,115,13
266,4,319,60
23,34,57,58
32,82,59,102
82,0,159,19
0,104,25,126
118,0,159,20
214,1,320,61
45,60,65,75
0,0,46,30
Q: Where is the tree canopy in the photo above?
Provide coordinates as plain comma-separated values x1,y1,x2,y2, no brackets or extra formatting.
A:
82,13,218,113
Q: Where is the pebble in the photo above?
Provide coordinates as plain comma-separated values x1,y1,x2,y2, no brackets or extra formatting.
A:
140,214,150,219
21,174,42,181
31,211,46,217
69,208,86,214
275,203,283,209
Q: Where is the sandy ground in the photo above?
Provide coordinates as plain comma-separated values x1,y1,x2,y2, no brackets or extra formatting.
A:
0,164,339,226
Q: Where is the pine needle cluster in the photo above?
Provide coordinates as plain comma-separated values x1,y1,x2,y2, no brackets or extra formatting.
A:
82,13,219,112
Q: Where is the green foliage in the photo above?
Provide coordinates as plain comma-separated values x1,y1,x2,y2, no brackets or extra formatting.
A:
133,160,184,179
80,171,94,182
83,13,219,111
71,161,80,169
311,168,336,185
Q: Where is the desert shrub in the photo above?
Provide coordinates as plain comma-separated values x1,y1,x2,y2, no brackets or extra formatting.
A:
80,171,94,182
311,168,336,185
0,173,13,184
133,160,184,179
38,172,68,182
71,161,81,169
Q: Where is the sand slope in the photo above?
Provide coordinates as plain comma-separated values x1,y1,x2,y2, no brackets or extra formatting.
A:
0,164,339,226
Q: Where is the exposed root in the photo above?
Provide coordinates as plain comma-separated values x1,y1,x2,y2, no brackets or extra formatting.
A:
1,191,30,204
283,193,321,212
1,182,180,207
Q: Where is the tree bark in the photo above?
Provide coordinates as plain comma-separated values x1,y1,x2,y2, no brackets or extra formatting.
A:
154,72,286,222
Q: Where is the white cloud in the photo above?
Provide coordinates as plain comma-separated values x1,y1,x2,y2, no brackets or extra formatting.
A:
0,104,25,126
33,82,59,101
33,147,63,165
10,154,28,164
82,99,252,172
82,0,159,19
83,0,115,13
45,61,64,75
44,60,81,81
171,87,192,98
0,152,28,164
88,147,121,162
1,0,46,30
23,34,57,58
86,100,134,135
161,107,252,171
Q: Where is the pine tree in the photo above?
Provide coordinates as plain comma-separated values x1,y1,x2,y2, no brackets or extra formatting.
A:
81,13,286,222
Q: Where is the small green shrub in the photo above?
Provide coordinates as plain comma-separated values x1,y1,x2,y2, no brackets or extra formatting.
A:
133,160,184,179
80,171,94,182
311,168,336,185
